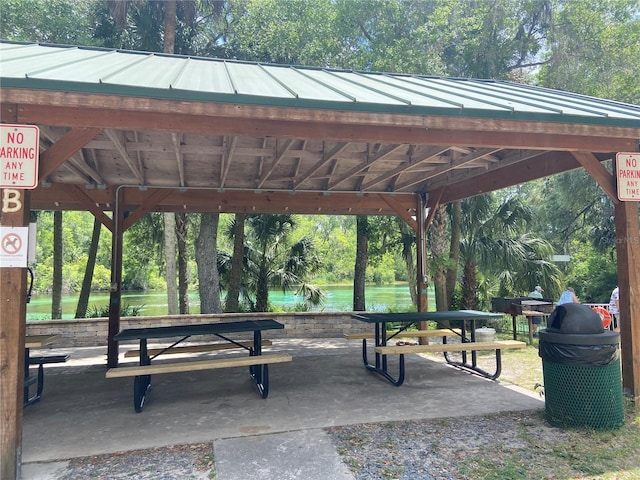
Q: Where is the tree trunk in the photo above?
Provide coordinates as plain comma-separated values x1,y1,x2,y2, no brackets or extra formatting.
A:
353,215,368,311
176,212,189,314
399,221,417,306
75,216,101,318
195,213,222,314
164,212,178,315
225,213,246,312
462,259,478,310
432,205,449,311
446,200,461,309
51,210,63,319
162,1,177,54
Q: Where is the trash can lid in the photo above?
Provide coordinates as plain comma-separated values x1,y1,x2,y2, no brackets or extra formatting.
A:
546,303,604,334
538,328,619,345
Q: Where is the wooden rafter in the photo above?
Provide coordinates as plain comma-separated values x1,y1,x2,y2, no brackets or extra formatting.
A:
395,148,503,191
39,127,102,180
361,146,451,191
220,135,238,189
294,142,349,189
329,144,405,190
256,138,294,189
171,133,186,187
104,129,145,185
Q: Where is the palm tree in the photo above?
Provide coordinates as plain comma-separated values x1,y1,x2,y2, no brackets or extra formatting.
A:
459,194,562,309
245,214,323,312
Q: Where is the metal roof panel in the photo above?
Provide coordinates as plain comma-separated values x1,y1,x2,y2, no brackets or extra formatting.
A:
1,42,639,127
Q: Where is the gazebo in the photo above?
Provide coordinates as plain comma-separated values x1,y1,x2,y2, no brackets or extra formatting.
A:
1,41,639,478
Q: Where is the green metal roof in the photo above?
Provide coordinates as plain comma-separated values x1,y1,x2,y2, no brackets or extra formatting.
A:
2,41,639,128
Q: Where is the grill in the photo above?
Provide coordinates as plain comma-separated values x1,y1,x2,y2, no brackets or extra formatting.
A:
491,297,555,340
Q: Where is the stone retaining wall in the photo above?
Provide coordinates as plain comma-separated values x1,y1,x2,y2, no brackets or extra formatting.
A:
26,312,373,348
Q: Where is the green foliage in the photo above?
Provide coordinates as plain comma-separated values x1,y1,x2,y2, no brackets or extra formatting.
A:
0,0,99,45
85,302,143,318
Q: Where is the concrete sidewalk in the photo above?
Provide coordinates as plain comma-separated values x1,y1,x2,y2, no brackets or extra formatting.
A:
20,338,543,478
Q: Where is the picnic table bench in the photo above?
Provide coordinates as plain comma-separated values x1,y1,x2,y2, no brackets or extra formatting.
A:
24,335,68,406
352,311,526,385
107,319,291,412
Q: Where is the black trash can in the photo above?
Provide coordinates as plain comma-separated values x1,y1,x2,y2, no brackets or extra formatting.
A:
538,303,624,430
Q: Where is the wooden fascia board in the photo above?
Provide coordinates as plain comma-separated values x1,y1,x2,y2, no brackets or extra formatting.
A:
3,89,639,139
5,95,639,152
39,127,102,179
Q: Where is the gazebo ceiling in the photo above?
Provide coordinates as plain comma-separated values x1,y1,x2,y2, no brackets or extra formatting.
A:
1,41,639,217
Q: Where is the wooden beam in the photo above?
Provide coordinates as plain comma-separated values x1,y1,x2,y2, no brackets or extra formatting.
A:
440,151,583,203
571,151,619,204
615,200,640,400
379,194,418,231
39,127,102,180
122,188,173,231
68,186,114,232
424,187,444,231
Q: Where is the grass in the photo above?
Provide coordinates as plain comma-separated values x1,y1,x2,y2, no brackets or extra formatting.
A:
453,335,640,480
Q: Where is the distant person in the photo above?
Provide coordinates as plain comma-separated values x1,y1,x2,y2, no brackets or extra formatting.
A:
528,286,544,337
557,287,579,305
609,285,620,332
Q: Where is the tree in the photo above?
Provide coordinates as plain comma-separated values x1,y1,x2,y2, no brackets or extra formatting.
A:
51,211,63,319
245,214,322,312
539,0,640,104
459,194,562,309
353,216,368,311
224,213,246,312
75,217,102,318
195,213,222,313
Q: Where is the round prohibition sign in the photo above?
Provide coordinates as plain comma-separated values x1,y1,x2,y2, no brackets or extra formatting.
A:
1,232,23,255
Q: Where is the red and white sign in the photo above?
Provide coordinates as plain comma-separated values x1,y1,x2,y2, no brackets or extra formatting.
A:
0,124,40,189
0,226,28,267
616,153,640,201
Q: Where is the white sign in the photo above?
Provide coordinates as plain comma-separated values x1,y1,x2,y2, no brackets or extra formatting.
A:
616,152,640,201
0,124,40,189
0,226,29,267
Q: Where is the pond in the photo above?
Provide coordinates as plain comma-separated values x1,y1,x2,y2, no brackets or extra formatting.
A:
27,284,435,320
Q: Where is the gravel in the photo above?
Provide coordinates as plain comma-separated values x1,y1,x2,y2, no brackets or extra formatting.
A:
37,409,570,480
326,409,566,480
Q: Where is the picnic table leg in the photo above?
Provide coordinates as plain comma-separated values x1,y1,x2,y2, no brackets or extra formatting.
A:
133,339,151,412
249,330,270,398
360,323,405,386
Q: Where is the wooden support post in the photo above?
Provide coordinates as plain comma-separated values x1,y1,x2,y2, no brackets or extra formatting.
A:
416,194,429,339
107,192,124,368
614,200,640,401
0,188,31,480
